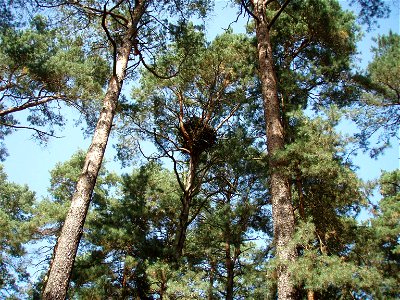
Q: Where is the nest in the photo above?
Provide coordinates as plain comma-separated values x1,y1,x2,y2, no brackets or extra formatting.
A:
178,117,217,156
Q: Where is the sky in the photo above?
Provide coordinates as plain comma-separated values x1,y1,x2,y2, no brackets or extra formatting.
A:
2,0,399,202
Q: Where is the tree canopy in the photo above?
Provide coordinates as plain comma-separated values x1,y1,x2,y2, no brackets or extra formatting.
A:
0,0,398,299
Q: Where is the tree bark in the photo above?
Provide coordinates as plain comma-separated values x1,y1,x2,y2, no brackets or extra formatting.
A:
175,155,198,259
175,197,190,259
307,290,316,300
42,4,145,297
252,1,297,299
42,76,123,300
208,259,216,300
225,241,235,300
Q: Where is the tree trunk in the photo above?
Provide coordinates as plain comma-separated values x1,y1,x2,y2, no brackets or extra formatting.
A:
175,155,198,259
159,268,167,300
42,9,143,297
175,198,190,259
307,290,316,300
225,241,234,300
252,1,297,299
208,259,216,300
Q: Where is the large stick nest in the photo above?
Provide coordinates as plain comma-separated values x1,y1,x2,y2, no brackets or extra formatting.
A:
178,117,217,156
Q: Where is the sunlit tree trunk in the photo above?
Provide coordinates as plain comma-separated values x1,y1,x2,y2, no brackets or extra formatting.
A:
252,1,297,299
307,290,316,300
42,3,146,298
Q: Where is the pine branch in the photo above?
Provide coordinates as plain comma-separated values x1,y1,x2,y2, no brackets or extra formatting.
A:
267,0,291,30
0,122,63,139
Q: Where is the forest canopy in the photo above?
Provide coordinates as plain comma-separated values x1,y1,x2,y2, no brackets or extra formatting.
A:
0,0,398,299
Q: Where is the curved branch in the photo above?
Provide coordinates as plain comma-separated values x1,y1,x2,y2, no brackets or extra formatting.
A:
241,0,260,23
139,54,179,80
136,140,163,160
187,190,220,225
77,1,129,24
102,4,118,76
153,129,185,192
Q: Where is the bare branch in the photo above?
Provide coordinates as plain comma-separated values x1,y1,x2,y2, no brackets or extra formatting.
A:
153,129,185,192
215,103,241,131
102,3,118,76
188,190,220,225
138,53,179,80
241,0,260,23
0,122,63,139
136,140,163,160
0,96,63,117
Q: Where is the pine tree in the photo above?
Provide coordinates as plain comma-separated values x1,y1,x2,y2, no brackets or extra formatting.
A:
31,1,212,298
185,126,271,299
349,170,400,298
116,28,257,260
350,32,400,156
236,1,359,298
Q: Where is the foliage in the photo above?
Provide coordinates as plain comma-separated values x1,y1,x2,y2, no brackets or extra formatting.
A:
289,220,383,298
183,125,271,299
351,0,390,29
66,161,181,298
0,165,36,298
25,150,119,298
0,14,109,154
349,32,400,157
0,0,398,298
349,170,400,298
269,108,373,298
116,27,257,164
268,0,359,114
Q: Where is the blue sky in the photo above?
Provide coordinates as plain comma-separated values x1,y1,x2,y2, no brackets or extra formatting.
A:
2,0,399,200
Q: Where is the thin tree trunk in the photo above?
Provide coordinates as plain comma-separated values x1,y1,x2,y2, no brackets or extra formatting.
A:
225,241,234,300
252,1,297,299
307,290,316,300
175,155,198,259
175,198,190,259
121,262,130,299
159,269,167,300
296,172,315,298
208,259,216,300
42,6,144,296
296,172,306,220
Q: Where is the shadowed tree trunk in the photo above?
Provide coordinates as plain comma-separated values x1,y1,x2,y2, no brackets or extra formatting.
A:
42,2,146,298
251,0,297,299
225,240,240,300
175,155,198,259
208,259,216,300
